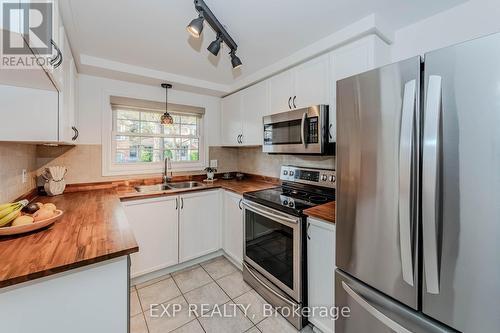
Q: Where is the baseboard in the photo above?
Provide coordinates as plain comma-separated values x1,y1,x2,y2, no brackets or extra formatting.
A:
131,250,224,286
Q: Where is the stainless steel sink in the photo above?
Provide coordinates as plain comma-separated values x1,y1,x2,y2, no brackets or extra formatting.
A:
134,181,205,193
166,181,205,189
134,184,171,193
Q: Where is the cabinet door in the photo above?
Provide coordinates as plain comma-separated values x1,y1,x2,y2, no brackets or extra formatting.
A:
59,28,76,143
179,190,221,262
221,92,243,145
307,218,335,333
223,191,243,264
268,70,294,113
293,54,330,108
123,196,179,277
241,81,268,145
0,84,58,142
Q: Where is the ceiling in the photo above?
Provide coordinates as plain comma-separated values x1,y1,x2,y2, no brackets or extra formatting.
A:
61,0,466,90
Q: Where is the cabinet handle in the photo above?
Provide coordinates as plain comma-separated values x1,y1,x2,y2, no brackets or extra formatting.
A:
238,199,243,210
288,96,292,110
307,222,311,240
181,198,184,209
240,134,243,144
49,39,63,69
292,96,297,109
329,124,333,139
175,198,178,210
71,126,79,141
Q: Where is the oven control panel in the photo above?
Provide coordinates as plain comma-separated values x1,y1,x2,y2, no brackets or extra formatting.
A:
281,166,335,188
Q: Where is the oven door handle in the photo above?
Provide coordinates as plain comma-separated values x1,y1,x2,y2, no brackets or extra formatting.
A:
243,262,297,307
242,200,299,225
301,112,308,148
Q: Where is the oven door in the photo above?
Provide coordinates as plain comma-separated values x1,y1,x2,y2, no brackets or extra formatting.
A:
263,105,327,154
242,199,303,302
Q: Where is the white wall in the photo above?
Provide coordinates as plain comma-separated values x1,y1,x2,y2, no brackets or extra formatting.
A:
391,0,500,62
77,74,221,146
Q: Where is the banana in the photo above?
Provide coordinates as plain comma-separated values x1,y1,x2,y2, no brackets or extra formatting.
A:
0,209,21,227
0,200,29,225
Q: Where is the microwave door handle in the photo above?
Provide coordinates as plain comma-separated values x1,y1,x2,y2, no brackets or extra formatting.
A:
422,75,442,294
399,79,416,287
301,112,307,148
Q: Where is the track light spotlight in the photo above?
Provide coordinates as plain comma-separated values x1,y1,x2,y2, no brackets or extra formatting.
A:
187,14,204,38
207,35,223,56
230,51,242,69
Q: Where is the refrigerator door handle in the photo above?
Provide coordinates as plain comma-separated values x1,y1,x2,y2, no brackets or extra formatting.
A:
422,75,442,294
342,281,413,333
399,79,416,287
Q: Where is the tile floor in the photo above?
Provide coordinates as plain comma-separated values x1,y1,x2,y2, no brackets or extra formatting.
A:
130,256,311,333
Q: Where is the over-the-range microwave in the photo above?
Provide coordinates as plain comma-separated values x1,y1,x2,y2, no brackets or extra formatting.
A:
262,105,334,155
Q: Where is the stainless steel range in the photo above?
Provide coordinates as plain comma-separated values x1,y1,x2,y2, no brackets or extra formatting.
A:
242,166,335,330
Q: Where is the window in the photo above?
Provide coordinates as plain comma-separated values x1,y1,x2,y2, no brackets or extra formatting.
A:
112,109,201,164
102,95,206,176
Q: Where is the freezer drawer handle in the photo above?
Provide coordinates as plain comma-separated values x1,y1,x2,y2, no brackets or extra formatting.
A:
422,75,442,294
342,281,413,333
399,79,416,286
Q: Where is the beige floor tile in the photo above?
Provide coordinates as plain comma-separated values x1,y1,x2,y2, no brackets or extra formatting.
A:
184,282,231,314
234,289,273,324
172,266,213,293
170,319,205,333
245,327,262,333
145,296,196,333
138,277,181,311
201,257,237,280
135,274,171,290
130,313,149,333
257,314,299,333
198,303,254,333
130,290,143,317
216,270,252,299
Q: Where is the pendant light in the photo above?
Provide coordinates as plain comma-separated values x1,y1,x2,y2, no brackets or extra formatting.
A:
160,83,174,125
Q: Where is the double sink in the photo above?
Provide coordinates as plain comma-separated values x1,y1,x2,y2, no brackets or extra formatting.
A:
135,181,205,193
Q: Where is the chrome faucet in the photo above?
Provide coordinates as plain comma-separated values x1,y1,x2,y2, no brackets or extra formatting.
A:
163,156,172,183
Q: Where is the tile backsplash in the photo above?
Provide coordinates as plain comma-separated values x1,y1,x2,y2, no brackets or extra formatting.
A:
0,143,334,202
0,143,37,202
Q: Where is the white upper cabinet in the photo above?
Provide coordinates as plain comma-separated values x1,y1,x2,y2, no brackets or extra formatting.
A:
123,196,179,278
268,70,294,113
221,81,268,146
241,81,268,145
293,54,330,108
179,190,221,263
268,54,330,113
221,91,243,146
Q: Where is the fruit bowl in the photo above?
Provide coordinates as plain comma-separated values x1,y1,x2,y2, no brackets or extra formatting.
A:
0,210,64,236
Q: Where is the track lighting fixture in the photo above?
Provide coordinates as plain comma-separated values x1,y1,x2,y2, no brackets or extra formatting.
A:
186,14,204,38
207,35,223,56
187,0,242,68
230,50,242,69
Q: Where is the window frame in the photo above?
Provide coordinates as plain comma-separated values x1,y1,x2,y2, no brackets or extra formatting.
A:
102,93,207,177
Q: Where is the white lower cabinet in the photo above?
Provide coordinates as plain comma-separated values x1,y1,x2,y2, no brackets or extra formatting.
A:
123,196,179,277
307,217,336,333
222,191,244,264
179,190,221,263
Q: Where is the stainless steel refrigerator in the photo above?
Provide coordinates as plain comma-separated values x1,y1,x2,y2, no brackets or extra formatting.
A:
335,32,500,333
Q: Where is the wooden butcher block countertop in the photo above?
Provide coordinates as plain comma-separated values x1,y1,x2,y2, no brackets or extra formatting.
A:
0,177,278,288
304,201,336,224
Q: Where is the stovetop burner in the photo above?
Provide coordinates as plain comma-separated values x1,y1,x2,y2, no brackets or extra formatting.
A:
243,184,335,216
